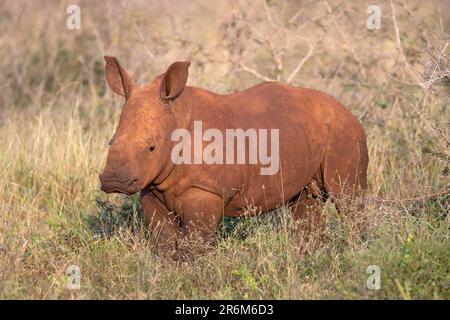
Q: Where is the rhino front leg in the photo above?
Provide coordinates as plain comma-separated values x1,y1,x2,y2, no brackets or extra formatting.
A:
176,188,224,252
139,189,179,255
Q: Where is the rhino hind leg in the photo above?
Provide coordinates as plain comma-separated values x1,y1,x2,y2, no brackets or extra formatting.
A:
290,177,327,236
322,138,369,236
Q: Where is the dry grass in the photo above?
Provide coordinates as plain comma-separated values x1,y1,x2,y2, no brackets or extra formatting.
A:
0,0,448,299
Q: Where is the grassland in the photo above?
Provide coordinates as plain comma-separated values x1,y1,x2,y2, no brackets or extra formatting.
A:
0,0,448,299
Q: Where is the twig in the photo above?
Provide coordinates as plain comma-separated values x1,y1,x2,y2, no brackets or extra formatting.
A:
286,42,315,84
242,19,284,81
262,1,311,43
364,190,449,205
121,0,155,60
262,1,315,83
288,9,304,24
235,60,275,82
323,0,366,80
389,0,423,87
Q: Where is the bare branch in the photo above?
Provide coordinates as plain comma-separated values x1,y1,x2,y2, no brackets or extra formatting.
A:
288,9,304,24
121,0,155,60
286,42,315,84
389,0,423,87
323,0,366,80
235,60,275,82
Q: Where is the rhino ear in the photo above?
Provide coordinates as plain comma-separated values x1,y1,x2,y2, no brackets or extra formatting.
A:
160,61,191,100
104,56,136,99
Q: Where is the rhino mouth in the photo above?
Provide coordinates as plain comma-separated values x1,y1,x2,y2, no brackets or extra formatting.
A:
99,176,140,195
102,187,137,195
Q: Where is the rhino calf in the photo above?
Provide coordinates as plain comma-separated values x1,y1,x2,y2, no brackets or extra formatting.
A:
99,56,368,252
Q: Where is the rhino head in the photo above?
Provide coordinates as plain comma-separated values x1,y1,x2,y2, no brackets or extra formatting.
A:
99,56,191,195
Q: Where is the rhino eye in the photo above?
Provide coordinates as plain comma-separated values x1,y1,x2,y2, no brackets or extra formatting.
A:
148,136,156,152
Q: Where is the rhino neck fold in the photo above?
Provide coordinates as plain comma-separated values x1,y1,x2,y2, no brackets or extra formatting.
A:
151,89,193,188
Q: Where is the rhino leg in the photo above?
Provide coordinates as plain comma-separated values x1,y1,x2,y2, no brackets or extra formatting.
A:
176,188,224,250
139,189,179,254
291,180,326,237
322,139,368,235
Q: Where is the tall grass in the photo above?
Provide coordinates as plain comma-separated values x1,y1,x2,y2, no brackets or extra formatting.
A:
0,0,448,299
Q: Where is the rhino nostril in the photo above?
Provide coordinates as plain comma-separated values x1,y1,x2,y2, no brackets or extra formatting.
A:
130,178,138,186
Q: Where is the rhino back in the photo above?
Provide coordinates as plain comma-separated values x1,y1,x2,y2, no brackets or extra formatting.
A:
174,83,341,214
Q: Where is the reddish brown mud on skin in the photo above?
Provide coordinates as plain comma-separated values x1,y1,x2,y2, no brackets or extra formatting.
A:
99,56,369,253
